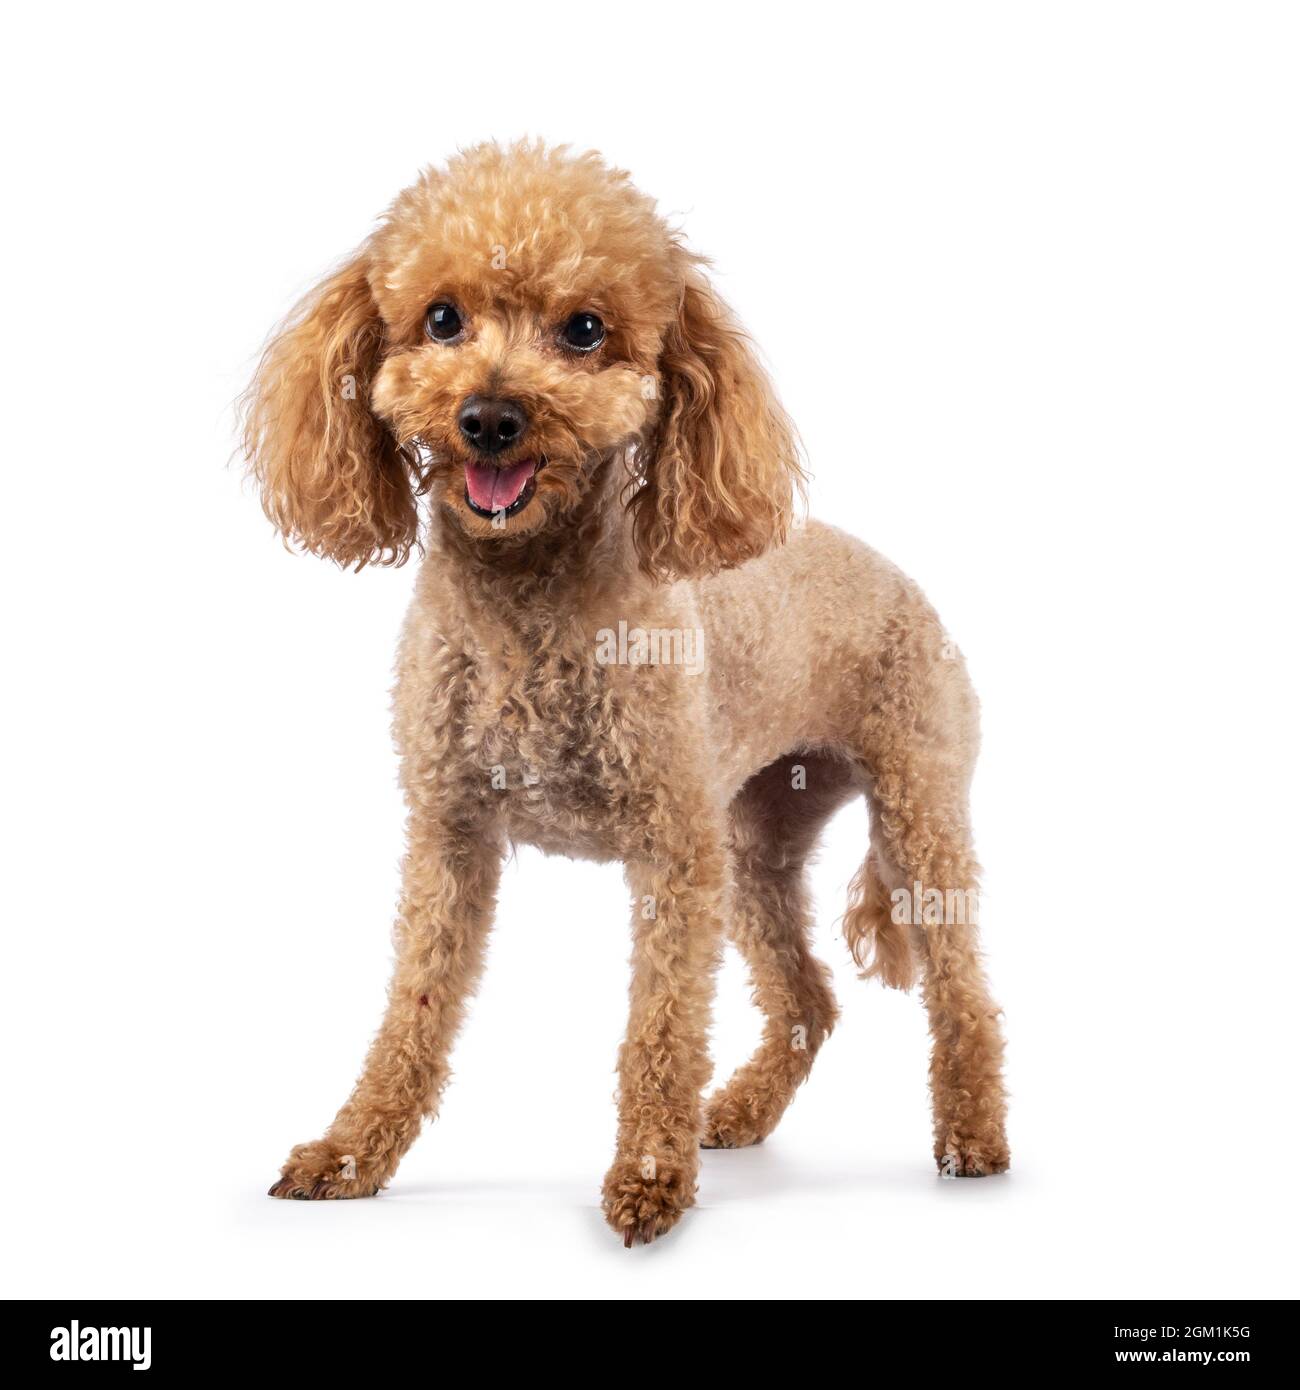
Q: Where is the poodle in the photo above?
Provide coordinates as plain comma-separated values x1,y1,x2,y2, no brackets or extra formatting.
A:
243,140,1009,1245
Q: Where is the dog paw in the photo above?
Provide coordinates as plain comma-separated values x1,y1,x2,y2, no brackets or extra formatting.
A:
936,1140,1010,1178
699,1089,772,1149
268,1140,384,1200
602,1156,697,1246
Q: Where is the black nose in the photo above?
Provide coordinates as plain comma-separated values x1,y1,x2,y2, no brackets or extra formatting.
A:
457,395,528,455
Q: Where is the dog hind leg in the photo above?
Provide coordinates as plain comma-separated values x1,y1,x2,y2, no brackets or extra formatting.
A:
851,613,1010,1175
702,754,850,1149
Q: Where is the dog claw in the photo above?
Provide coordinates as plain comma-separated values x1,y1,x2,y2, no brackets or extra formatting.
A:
268,1176,331,1200
620,1217,661,1247
269,1169,383,1200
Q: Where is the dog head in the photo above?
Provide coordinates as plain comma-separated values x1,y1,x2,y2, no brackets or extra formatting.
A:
243,141,802,577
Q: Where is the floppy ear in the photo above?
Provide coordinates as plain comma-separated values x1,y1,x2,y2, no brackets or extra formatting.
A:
631,267,804,579
242,249,418,568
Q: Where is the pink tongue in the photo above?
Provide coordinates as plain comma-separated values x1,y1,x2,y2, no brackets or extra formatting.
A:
465,459,537,512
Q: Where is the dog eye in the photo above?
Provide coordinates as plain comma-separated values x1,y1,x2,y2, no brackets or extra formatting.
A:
425,302,464,342
560,311,605,352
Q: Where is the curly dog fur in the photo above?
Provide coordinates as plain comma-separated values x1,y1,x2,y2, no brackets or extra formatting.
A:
244,140,1009,1244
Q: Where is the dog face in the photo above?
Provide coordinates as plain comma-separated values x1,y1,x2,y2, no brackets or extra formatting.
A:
368,145,680,545
244,141,801,577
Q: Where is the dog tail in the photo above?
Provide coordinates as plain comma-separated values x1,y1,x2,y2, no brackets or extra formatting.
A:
842,847,919,990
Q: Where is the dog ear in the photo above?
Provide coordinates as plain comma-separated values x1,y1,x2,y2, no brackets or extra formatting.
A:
631,267,804,579
242,249,418,569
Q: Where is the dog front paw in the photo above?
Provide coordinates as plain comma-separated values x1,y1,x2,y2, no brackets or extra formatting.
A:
601,1154,697,1246
936,1133,1010,1178
268,1139,384,1200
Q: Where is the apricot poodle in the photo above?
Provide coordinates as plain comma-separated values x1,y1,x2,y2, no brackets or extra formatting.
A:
244,140,1008,1245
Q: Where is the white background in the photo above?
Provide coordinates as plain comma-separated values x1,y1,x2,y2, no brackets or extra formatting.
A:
2,1,1296,1300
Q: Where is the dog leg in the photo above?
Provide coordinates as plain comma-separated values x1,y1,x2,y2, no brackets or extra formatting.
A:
702,754,847,1147
603,830,726,1245
918,916,1009,1176
830,611,1011,1176
269,824,501,1199
864,795,1008,1173
881,803,1008,1176
859,627,1009,1176
702,855,837,1150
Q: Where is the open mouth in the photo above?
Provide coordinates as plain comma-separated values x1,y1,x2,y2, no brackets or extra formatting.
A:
464,458,541,519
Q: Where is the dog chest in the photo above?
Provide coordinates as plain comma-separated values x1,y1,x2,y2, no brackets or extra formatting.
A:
456,644,686,860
